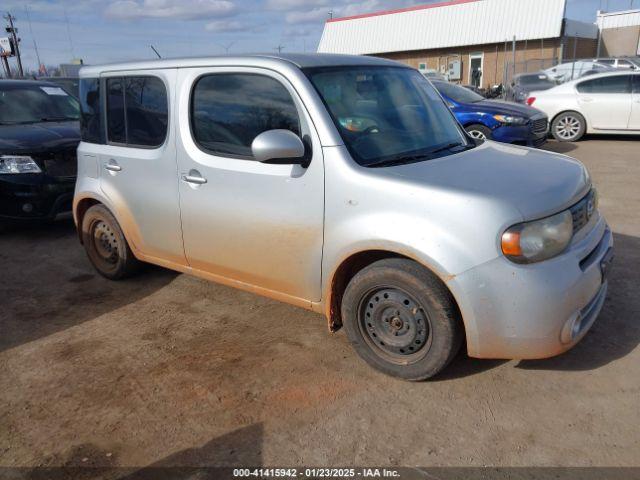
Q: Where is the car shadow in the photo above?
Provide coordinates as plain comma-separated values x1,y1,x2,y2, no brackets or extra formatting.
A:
517,232,640,372
541,140,578,154
0,218,178,353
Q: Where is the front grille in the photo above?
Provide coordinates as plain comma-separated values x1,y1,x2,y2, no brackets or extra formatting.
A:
570,189,597,235
530,117,549,135
33,150,78,178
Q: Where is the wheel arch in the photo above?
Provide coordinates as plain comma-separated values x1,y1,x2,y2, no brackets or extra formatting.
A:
325,249,468,346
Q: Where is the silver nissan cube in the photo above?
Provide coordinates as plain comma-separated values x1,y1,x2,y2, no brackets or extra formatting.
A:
74,54,613,380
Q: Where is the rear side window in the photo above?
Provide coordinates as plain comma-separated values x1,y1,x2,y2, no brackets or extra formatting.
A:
106,75,168,147
125,77,168,147
106,78,126,144
191,73,300,158
79,78,103,144
576,75,632,94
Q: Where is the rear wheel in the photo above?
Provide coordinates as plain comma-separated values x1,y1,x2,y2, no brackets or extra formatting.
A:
551,112,586,142
465,124,492,141
341,258,463,381
81,204,141,280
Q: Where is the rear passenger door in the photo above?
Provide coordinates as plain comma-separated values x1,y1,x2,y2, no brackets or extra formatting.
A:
99,70,186,266
576,75,632,130
175,67,324,303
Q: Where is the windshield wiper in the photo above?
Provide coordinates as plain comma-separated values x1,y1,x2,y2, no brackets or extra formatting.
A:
39,117,77,122
367,153,434,168
426,142,471,155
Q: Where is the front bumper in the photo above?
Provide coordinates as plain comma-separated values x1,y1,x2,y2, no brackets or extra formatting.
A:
0,173,75,221
492,124,548,148
451,214,613,359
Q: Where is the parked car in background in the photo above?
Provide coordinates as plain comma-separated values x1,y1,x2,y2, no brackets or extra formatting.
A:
421,69,448,82
433,80,548,147
36,77,80,98
0,80,80,228
73,55,613,381
545,61,612,83
506,72,556,103
591,57,639,70
527,71,640,142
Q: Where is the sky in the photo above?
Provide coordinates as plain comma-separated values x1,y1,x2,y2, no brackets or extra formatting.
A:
2,0,638,72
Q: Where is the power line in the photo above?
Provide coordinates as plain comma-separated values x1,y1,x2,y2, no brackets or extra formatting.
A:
24,5,43,72
63,6,75,58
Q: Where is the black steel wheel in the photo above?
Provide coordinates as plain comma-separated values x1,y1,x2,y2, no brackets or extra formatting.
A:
81,204,141,280
359,287,432,363
342,258,463,381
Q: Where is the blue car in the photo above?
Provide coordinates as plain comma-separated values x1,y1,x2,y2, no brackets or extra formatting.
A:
432,81,548,148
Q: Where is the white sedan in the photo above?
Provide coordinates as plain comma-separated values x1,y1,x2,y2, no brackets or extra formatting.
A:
527,71,640,142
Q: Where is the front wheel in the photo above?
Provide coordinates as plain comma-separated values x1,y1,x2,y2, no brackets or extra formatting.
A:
465,124,492,142
81,204,141,280
551,112,586,142
341,259,463,381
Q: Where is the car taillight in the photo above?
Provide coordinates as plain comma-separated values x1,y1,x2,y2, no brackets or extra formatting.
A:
526,97,536,106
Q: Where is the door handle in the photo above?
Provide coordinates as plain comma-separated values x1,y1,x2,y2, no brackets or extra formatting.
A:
104,161,122,172
580,97,594,103
182,170,207,185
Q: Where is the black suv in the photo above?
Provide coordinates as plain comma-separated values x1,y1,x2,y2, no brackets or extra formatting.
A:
0,80,80,227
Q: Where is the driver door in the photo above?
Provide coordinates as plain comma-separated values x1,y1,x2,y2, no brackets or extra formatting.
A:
175,67,325,303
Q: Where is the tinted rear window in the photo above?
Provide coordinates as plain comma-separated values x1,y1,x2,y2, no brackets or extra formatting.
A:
191,73,300,158
125,77,168,147
79,78,103,144
106,78,126,144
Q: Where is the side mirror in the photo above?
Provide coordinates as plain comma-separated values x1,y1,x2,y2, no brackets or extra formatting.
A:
251,130,309,167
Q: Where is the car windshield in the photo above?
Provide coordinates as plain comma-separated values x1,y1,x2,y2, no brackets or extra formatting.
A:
0,83,80,125
305,66,470,167
432,81,484,104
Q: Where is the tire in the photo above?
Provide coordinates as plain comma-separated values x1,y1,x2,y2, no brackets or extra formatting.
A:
81,204,141,280
551,111,586,142
465,124,492,142
341,258,463,381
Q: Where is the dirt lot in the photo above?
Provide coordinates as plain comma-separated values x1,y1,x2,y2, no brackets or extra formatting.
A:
1,137,639,470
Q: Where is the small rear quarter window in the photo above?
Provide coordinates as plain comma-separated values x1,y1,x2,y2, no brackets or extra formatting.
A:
79,78,104,144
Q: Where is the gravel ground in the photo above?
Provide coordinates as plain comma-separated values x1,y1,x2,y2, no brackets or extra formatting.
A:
1,137,639,470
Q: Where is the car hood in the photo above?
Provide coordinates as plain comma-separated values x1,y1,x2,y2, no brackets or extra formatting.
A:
458,99,543,118
0,121,80,154
383,141,590,220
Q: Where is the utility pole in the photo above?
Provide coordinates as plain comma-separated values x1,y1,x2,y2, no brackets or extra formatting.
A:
1,55,10,78
4,12,23,77
25,5,43,74
219,41,235,54
274,44,285,54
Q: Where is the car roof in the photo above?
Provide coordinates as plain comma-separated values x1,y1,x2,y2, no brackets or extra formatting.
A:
0,79,66,88
80,53,405,77
565,69,640,83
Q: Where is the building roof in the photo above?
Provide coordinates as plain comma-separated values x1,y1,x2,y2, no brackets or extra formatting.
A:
597,8,640,29
318,0,594,56
79,53,403,76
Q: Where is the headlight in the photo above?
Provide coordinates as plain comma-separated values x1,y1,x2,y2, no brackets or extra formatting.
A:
0,155,42,174
493,114,528,126
501,210,574,264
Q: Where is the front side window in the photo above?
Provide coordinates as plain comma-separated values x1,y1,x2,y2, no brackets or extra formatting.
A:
576,75,632,94
0,83,79,126
305,66,469,167
106,75,168,147
191,73,301,158
79,78,103,144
